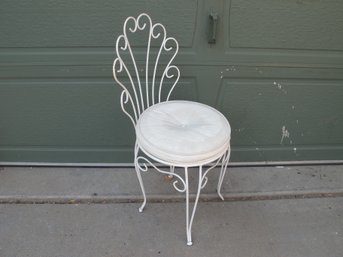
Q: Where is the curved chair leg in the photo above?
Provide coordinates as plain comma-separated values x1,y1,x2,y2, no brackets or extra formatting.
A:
185,166,203,246
217,147,231,200
134,143,147,213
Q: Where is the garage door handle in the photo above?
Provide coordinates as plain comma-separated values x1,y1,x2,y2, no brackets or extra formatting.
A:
208,13,218,44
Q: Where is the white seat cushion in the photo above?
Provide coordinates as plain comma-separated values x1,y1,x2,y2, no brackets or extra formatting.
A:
136,100,231,165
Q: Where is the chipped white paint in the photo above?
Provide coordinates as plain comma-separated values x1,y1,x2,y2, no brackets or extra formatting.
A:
273,81,287,94
273,81,282,89
220,71,223,79
280,126,290,144
293,147,297,153
228,66,236,71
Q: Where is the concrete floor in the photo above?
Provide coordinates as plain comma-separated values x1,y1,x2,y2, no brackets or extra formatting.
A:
0,165,342,257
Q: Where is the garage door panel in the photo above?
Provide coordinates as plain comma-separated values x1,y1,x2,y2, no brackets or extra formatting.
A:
0,80,129,146
230,145,343,162
0,146,133,163
0,79,196,145
0,0,342,164
217,78,343,160
229,0,343,51
0,0,198,48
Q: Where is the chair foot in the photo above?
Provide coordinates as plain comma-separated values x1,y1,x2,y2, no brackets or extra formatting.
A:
167,166,175,179
138,200,146,213
217,190,224,201
187,241,193,246
164,174,174,182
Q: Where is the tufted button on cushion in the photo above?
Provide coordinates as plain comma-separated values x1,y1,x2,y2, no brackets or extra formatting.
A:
136,100,231,165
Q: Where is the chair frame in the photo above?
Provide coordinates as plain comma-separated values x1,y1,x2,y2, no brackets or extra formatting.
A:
113,13,231,246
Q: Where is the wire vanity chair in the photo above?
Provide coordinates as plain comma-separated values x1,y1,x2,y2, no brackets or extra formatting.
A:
112,13,231,246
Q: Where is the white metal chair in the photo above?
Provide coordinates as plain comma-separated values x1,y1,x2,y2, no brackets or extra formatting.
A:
112,13,231,246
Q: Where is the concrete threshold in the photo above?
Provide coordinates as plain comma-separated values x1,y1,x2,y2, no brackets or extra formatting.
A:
1,190,343,204
0,165,342,204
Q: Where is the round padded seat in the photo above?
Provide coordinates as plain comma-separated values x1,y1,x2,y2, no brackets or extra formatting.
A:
136,100,231,165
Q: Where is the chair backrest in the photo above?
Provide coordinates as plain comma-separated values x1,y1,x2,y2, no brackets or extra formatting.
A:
113,13,180,126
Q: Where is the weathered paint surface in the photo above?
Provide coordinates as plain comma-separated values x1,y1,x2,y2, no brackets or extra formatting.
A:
0,0,342,163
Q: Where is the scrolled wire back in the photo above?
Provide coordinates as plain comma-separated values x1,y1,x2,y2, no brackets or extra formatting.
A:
113,13,180,125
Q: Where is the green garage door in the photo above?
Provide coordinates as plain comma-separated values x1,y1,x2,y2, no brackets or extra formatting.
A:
1,0,343,164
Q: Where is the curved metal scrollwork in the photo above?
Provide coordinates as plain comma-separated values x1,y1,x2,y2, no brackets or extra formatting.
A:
113,13,180,125
119,90,137,127
200,155,224,189
136,156,186,193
